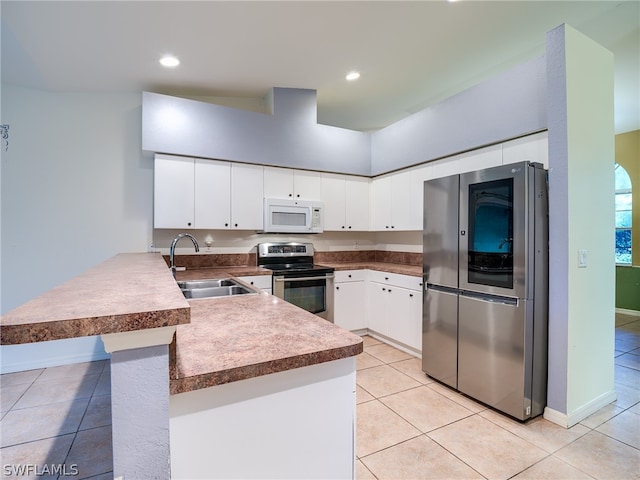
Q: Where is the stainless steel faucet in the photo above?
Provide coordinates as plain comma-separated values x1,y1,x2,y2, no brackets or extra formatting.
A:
169,233,200,277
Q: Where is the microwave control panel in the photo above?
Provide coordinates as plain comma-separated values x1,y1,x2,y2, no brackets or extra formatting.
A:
312,208,322,228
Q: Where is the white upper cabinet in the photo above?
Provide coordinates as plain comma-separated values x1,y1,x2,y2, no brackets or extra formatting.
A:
370,170,411,231
408,164,434,231
432,144,503,180
154,155,263,230
321,173,370,231
345,176,370,231
264,167,322,200
154,154,196,229
195,159,231,229
502,131,548,168
231,163,264,230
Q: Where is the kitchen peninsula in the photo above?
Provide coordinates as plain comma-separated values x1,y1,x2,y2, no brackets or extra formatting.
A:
0,253,363,479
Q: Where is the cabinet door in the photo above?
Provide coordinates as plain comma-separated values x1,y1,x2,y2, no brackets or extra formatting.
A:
231,163,264,229
237,275,272,293
370,176,391,231
322,173,346,231
264,166,294,198
195,159,231,229
154,154,195,229
294,170,322,200
345,176,369,231
334,281,366,330
409,164,434,231
388,288,422,351
502,132,548,168
390,170,411,230
367,282,388,336
455,144,503,174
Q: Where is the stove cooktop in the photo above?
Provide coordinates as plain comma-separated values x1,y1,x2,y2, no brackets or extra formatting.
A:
263,263,334,275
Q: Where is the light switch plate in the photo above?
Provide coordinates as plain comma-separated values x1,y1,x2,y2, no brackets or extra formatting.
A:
578,249,588,268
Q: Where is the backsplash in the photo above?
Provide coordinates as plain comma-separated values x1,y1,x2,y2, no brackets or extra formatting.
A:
162,253,257,269
165,249,421,270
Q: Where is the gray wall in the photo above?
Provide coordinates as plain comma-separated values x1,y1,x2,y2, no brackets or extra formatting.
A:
370,56,547,175
143,59,547,178
142,88,372,176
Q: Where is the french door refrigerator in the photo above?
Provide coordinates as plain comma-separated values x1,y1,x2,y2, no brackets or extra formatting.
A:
422,161,548,421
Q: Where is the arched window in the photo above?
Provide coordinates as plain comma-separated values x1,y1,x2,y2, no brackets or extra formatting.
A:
615,163,632,264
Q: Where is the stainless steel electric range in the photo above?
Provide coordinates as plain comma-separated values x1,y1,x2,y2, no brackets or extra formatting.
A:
257,242,334,322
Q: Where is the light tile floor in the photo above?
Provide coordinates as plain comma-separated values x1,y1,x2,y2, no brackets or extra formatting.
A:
0,314,638,479
357,313,640,480
0,360,112,479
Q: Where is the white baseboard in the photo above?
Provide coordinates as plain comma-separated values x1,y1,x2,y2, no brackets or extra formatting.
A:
544,389,617,428
0,351,111,374
616,308,640,317
365,330,422,359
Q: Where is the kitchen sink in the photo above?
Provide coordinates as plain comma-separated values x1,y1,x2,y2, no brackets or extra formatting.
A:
177,278,258,299
177,279,237,289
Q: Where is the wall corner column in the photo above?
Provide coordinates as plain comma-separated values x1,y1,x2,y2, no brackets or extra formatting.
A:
102,326,176,479
545,23,616,427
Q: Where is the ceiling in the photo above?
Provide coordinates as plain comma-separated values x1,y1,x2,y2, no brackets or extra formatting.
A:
2,1,638,133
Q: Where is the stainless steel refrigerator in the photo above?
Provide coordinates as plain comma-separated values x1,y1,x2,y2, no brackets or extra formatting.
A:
422,161,548,420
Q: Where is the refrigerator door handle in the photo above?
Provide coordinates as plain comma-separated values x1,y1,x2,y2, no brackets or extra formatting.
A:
460,290,519,306
426,284,460,295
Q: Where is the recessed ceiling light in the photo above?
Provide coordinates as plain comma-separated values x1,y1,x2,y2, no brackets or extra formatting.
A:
160,55,180,68
346,71,361,81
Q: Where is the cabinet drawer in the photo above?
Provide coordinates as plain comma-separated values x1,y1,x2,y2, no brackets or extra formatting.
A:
366,270,423,291
335,270,366,283
237,275,272,290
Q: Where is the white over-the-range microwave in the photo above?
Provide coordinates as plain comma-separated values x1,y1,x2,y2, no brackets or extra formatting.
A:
261,198,323,234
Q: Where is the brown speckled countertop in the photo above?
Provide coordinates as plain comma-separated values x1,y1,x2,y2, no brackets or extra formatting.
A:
170,292,363,395
0,253,190,345
168,260,419,395
172,261,421,280
321,262,421,277
1,254,413,394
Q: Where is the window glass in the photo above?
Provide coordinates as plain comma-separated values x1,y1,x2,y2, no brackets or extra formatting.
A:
615,163,632,264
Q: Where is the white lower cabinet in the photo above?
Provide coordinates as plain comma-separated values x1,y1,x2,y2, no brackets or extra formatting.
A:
237,275,272,294
365,271,423,353
334,271,367,331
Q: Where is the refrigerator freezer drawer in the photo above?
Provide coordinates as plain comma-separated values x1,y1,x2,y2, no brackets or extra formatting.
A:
422,286,458,389
458,294,533,420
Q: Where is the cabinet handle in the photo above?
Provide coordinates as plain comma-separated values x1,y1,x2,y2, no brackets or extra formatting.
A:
288,193,292,197
409,293,413,297
385,226,389,229
187,222,192,226
234,223,238,227
225,223,229,227
388,289,392,293
342,226,345,229
391,226,395,229
385,277,389,280
296,194,300,198
348,274,352,278
349,226,352,229
382,287,386,291
336,286,340,290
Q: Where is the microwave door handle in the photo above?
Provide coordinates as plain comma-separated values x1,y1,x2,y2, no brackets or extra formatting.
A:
274,274,335,282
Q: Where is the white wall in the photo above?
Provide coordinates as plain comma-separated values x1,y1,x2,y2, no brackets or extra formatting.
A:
545,25,615,426
151,229,422,256
0,85,154,372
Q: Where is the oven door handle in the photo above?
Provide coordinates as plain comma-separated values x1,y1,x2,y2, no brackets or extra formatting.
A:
274,274,335,282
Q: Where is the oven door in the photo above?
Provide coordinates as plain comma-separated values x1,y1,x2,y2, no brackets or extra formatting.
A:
273,273,334,322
